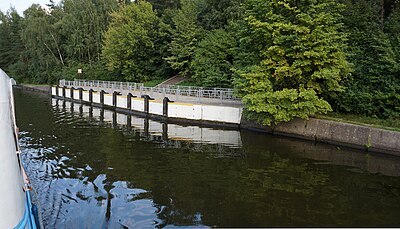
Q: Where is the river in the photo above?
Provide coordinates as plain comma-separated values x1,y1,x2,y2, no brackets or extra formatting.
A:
14,88,400,228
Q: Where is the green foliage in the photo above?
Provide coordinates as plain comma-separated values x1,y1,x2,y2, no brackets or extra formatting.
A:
331,0,400,118
197,0,244,30
164,0,204,76
191,29,236,87
102,1,170,82
16,4,65,83
147,0,180,15
236,0,351,125
61,0,118,63
0,9,23,71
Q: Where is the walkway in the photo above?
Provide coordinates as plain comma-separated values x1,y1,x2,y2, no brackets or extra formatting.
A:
59,79,243,107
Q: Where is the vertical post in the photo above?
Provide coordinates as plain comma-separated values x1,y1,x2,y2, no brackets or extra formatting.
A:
89,89,94,103
100,90,106,106
113,91,121,107
56,85,59,96
163,97,172,117
127,93,133,109
70,87,74,100
79,88,83,101
141,95,154,116
62,86,66,98
143,95,150,115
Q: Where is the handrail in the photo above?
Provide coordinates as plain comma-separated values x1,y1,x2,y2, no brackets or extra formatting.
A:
59,79,241,103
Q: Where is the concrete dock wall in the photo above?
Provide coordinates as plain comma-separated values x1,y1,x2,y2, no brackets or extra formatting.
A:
243,117,400,156
52,86,243,125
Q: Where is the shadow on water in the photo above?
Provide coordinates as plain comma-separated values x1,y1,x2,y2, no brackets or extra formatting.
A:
13,89,400,228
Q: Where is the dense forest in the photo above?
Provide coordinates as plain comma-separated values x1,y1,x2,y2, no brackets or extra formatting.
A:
0,0,399,124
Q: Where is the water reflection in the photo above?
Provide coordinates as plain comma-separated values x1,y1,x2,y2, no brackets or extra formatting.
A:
14,90,400,227
54,99,242,149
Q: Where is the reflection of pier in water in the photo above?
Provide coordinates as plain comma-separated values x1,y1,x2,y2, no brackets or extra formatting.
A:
52,98,400,177
53,99,243,156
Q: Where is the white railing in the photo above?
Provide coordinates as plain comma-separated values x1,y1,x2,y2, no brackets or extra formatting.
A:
59,79,241,104
60,79,144,91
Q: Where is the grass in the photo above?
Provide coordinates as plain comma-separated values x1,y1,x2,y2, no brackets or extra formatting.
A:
316,112,400,132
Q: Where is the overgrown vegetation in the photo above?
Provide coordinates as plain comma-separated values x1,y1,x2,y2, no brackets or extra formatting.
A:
0,0,399,125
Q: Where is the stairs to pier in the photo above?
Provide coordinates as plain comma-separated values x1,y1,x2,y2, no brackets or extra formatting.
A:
156,76,187,87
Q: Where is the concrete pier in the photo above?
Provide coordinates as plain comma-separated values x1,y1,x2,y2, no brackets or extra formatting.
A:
51,86,243,127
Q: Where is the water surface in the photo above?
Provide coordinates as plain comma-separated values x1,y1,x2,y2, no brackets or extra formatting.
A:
14,89,400,228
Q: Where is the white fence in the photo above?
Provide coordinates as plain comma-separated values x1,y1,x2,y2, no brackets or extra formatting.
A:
59,79,241,104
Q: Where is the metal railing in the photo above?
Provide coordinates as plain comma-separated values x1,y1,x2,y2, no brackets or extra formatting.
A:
59,79,241,104
60,79,144,91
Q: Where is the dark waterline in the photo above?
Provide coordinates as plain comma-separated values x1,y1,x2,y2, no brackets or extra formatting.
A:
14,89,400,228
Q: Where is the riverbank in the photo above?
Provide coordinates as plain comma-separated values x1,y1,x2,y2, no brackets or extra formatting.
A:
16,84,51,93
20,84,400,156
241,117,400,156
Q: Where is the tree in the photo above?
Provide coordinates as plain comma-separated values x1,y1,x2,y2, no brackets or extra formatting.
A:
191,29,236,87
236,0,351,125
164,0,204,76
61,0,118,63
197,0,244,30
102,0,169,82
0,9,23,71
16,4,65,83
147,0,180,15
331,0,400,118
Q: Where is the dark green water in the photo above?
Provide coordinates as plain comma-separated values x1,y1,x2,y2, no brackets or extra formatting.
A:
14,89,400,228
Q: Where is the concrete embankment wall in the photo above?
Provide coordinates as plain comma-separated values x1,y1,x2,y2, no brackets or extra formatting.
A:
241,117,400,156
16,84,51,93
51,86,243,127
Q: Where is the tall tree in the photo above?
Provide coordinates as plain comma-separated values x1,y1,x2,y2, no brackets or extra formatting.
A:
236,0,351,125
61,0,118,63
164,0,204,76
191,29,237,87
102,0,170,82
0,9,23,71
17,4,65,83
197,0,244,30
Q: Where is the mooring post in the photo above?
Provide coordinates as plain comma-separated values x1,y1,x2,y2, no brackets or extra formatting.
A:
62,86,66,98
70,87,75,100
141,95,154,115
163,97,173,117
127,93,137,110
89,89,94,103
79,88,83,101
100,90,107,106
113,91,121,107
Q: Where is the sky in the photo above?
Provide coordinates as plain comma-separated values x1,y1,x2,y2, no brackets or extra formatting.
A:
0,0,57,15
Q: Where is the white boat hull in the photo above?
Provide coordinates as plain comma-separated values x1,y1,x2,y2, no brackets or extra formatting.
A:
0,69,36,229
